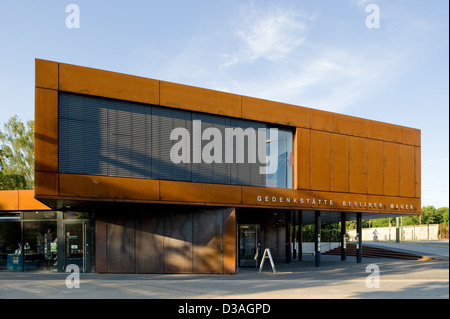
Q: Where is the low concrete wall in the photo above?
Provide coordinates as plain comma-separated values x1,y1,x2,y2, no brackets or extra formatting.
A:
300,242,341,255
347,224,440,241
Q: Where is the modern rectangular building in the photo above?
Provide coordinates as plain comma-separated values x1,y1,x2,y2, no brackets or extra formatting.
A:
0,59,421,273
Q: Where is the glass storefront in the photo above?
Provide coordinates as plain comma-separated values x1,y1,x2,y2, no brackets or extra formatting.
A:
23,220,58,271
238,224,261,267
0,215,21,270
0,211,94,272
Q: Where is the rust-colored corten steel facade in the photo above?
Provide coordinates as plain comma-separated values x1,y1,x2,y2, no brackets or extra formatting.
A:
33,59,421,274
0,190,50,211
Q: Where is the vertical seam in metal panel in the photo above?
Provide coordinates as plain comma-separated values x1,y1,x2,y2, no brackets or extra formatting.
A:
106,100,109,176
105,214,109,273
158,180,161,201
219,208,222,274
158,81,161,106
382,141,385,196
347,135,350,194
162,211,165,273
398,142,401,198
309,110,312,190
57,62,60,180
328,131,331,192
240,96,242,119
293,128,297,190
399,144,403,197
240,186,243,205
365,138,369,196
414,146,417,199
134,214,137,274
191,208,194,274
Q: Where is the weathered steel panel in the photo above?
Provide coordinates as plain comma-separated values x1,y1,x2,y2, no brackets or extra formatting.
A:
163,209,193,273
106,213,135,273
135,210,164,273
193,208,223,273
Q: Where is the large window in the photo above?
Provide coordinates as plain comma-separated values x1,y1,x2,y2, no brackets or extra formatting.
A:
265,129,293,189
0,212,56,271
0,211,94,272
59,93,294,189
0,216,21,270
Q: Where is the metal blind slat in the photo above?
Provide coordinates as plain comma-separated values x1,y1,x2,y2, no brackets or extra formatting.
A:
59,93,276,188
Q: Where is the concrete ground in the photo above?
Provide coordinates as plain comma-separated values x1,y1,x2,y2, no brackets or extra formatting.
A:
363,239,449,260
0,240,448,301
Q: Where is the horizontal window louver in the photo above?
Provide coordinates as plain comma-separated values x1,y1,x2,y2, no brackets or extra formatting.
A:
59,93,272,187
151,106,192,181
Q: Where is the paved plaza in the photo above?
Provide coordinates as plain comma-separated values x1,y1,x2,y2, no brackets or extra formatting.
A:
0,241,448,300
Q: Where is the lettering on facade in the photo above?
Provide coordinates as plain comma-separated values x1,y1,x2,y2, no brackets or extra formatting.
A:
255,194,415,211
256,195,334,207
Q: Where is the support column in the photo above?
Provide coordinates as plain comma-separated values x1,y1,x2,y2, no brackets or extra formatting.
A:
285,210,291,264
315,211,321,267
298,211,303,261
340,212,346,261
356,212,362,263
292,210,297,260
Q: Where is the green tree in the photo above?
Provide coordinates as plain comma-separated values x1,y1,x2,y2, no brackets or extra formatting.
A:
0,115,34,190
436,207,449,223
371,218,390,227
402,214,421,225
421,205,441,224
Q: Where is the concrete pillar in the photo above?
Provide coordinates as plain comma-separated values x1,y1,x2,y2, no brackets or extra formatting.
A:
341,212,346,261
298,211,303,261
356,212,362,263
292,210,297,260
315,211,321,267
285,210,291,264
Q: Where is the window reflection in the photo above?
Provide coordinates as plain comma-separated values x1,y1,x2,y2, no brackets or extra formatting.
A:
64,211,90,219
23,221,57,271
0,212,57,271
265,128,293,189
0,211,94,272
0,221,21,270
23,211,56,220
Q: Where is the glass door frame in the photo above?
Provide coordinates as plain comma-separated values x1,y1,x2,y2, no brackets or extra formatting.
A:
238,224,261,268
59,219,90,273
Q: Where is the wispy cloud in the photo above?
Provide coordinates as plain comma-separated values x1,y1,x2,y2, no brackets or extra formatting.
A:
217,41,406,113
212,3,416,113
132,2,430,115
352,0,376,9
223,4,311,66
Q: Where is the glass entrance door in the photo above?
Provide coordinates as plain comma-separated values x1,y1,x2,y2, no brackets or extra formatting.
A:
63,221,89,273
238,224,260,267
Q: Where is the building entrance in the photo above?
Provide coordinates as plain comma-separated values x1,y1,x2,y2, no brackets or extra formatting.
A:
63,220,90,273
238,224,261,267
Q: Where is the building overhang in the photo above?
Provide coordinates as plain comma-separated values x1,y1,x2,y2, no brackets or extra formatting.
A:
34,59,421,219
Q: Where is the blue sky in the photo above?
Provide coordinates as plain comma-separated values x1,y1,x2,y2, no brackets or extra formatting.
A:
0,0,448,207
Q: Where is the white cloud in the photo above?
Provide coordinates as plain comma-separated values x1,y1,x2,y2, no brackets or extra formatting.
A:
215,3,404,112
352,0,376,9
215,41,407,113
132,2,427,116
224,4,310,66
